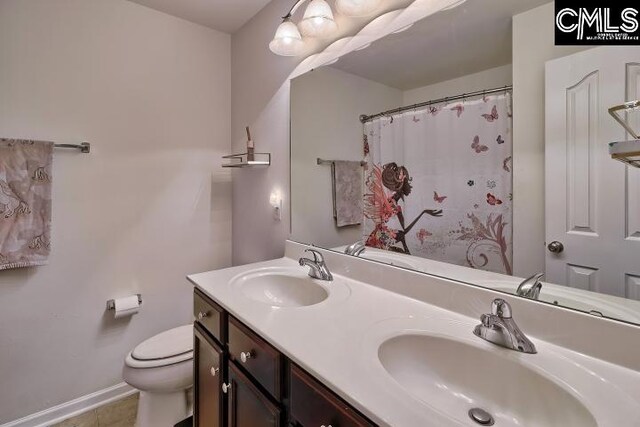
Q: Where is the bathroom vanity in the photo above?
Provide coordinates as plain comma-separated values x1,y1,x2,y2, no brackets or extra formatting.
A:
192,287,374,427
189,241,640,427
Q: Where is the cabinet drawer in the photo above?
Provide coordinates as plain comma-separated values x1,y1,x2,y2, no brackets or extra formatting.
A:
290,364,375,427
194,289,225,345
228,316,282,400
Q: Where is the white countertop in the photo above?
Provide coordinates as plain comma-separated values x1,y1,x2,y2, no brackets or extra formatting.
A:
188,251,640,426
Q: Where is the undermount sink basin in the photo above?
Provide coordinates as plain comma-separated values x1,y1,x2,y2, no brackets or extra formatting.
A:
231,268,330,307
378,334,596,427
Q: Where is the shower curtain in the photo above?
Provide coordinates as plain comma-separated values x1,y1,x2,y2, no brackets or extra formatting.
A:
362,93,513,275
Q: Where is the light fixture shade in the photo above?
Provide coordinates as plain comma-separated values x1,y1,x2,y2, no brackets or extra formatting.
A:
269,18,305,56
336,0,381,17
299,0,338,38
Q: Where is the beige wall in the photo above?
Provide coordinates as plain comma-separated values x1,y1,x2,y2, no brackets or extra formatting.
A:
290,67,402,248
0,0,231,422
512,2,589,276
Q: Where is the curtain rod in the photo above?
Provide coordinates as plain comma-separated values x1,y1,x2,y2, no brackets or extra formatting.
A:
359,85,513,124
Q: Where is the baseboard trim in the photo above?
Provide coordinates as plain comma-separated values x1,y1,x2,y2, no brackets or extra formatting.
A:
0,383,136,427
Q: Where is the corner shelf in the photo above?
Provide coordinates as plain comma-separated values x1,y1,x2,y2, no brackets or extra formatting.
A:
608,100,640,168
222,152,271,168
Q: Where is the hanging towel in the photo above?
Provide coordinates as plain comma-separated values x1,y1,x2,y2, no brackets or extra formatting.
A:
0,139,53,270
332,160,363,227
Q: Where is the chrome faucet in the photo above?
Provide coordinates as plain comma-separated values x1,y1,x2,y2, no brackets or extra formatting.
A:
473,298,537,354
299,249,333,281
516,272,544,300
345,241,366,256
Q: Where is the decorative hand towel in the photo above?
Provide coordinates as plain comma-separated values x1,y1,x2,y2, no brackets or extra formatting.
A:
333,160,363,227
0,139,53,270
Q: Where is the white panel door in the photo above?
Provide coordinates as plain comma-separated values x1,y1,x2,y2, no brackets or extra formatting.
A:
545,47,640,299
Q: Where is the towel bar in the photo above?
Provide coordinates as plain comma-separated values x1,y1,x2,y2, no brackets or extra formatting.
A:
317,158,366,166
54,142,90,153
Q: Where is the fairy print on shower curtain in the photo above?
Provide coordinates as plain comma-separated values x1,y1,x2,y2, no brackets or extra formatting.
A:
363,93,513,275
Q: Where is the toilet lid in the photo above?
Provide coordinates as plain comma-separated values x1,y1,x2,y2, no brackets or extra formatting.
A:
132,325,193,361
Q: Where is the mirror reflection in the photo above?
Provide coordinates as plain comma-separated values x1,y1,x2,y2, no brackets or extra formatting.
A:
290,0,640,325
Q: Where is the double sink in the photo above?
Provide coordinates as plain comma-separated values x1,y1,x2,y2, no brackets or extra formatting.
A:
224,259,631,427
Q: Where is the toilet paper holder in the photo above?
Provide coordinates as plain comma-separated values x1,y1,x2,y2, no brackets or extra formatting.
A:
106,294,142,311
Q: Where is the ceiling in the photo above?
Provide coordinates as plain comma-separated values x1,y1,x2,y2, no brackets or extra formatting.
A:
331,0,549,90
128,0,273,33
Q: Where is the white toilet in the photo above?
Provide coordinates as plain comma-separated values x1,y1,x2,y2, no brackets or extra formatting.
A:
123,325,194,427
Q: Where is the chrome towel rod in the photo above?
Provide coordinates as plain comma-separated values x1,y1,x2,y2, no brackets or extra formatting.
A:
54,142,91,153
360,85,513,123
317,158,366,166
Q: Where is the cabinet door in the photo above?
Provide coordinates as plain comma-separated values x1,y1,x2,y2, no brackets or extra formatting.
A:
226,362,281,427
290,364,375,427
195,324,224,427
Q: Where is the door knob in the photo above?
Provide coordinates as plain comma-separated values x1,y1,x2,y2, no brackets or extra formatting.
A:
222,383,231,394
210,367,219,377
547,241,564,253
240,351,253,363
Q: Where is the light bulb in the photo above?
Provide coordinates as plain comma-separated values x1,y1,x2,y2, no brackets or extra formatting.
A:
336,0,381,17
269,18,305,56
299,0,338,38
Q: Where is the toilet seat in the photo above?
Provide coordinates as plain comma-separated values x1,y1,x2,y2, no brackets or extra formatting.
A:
125,325,193,369
123,325,194,426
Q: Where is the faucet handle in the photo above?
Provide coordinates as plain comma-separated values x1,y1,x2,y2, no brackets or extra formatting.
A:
480,313,491,327
303,248,323,263
490,298,512,319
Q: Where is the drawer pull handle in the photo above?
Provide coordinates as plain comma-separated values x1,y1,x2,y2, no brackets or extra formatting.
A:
222,383,231,394
240,351,253,363
210,367,219,377
197,311,208,320
321,425,333,427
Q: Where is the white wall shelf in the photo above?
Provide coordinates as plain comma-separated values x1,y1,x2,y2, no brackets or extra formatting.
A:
222,152,271,168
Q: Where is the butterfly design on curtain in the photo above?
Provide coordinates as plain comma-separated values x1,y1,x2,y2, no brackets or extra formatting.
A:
471,136,488,153
433,191,447,203
503,156,512,172
416,228,433,244
487,193,503,205
450,105,464,117
482,105,499,122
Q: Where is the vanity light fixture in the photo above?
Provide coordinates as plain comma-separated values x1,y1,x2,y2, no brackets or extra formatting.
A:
269,17,305,56
270,0,380,56
336,0,381,17
299,0,338,37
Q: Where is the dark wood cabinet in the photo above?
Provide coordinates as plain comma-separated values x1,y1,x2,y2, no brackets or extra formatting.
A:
194,290,376,427
226,362,282,427
194,289,226,345
194,323,225,427
290,364,374,427
228,316,282,400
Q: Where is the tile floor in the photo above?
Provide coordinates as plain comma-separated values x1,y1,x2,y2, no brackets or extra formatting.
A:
51,393,138,427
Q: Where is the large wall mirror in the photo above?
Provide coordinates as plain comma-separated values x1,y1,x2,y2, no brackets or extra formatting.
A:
290,0,640,326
